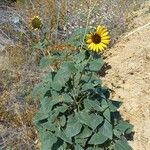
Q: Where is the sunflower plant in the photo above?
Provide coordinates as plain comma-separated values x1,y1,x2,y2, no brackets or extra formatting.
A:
67,26,110,53
33,26,133,150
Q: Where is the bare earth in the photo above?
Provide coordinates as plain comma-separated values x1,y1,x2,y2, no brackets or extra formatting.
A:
103,3,150,150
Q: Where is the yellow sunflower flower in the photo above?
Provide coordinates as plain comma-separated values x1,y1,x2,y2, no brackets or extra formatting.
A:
30,16,43,30
86,25,110,52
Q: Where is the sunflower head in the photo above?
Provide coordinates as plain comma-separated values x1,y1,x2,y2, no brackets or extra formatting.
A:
30,16,43,30
86,26,110,53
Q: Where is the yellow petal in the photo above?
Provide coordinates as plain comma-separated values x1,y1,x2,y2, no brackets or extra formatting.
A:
86,33,92,38
101,28,108,35
101,35,110,40
88,43,95,51
98,44,104,51
96,26,104,34
92,44,96,51
101,32,109,37
92,44,97,51
95,45,99,52
101,39,110,45
99,43,107,49
86,39,92,44
96,25,102,32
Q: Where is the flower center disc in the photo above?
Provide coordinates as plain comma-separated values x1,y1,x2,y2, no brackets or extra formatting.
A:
92,34,101,44
32,18,42,29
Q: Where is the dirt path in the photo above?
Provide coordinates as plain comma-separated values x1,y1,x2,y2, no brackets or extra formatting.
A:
103,3,150,150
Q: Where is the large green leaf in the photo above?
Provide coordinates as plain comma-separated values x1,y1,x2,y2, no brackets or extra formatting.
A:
75,137,87,147
52,80,64,91
76,110,103,130
75,144,84,150
89,131,108,145
67,28,89,47
52,104,68,114
88,58,104,72
57,142,67,150
73,50,87,63
81,82,95,91
51,93,73,104
61,94,73,103
57,130,72,144
32,83,50,98
103,108,111,122
76,126,93,139
101,98,109,110
42,72,53,83
108,100,122,112
41,97,52,114
87,147,103,150
40,131,57,150
84,99,103,112
113,129,122,138
64,115,82,137
33,109,49,126
81,73,92,83
115,120,133,133
99,119,113,140
114,138,133,150
53,61,77,91
40,55,55,68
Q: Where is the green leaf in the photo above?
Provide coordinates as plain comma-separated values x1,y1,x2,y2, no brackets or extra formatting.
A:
103,108,111,122
40,56,54,68
76,110,103,130
57,130,72,144
114,138,133,150
57,142,67,150
42,72,53,83
101,98,109,110
41,96,66,115
41,97,52,114
67,28,89,47
115,121,133,133
53,104,68,113
76,126,93,139
84,99,103,112
88,58,104,72
61,94,73,103
32,83,50,98
89,131,108,145
65,115,82,137
81,73,92,83
99,119,113,140
81,82,95,91
33,109,49,126
74,50,87,63
40,131,57,150
75,137,87,147
90,115,103,130
52,93,73,104
108,100,122,112
113,129,122,138
87,147,103,150
41,119,56,132
53,62,77,91
52,80,64,91
59,115,66,127
75,144,84,150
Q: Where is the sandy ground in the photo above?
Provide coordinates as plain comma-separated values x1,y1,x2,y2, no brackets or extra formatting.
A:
103,3,150,150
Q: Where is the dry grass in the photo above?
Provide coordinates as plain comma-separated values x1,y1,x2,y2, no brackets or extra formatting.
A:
0,0,147,149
